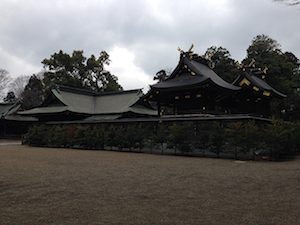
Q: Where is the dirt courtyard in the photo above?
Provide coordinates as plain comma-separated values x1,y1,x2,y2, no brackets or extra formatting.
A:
0,144,299,224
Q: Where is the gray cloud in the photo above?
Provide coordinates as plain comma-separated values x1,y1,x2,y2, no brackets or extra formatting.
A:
0,0,300,90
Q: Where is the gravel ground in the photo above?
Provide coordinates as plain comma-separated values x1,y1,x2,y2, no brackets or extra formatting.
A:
0,144,299,225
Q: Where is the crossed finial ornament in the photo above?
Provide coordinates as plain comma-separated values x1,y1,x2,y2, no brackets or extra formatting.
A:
177,44,213,67
236,62,244,69
188,44,194,53
177,47,183,53
248,59,255,67
178,44,194,53
236,59,268,80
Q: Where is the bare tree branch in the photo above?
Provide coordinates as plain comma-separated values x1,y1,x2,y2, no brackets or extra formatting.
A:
274,0,300,6
0,69,11,101
8,75,30,98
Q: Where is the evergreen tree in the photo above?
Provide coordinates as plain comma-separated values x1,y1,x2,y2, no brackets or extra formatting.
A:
263,119,289,159
209,122,226,158
243,34,300,120
3,91,17,103
226,122,244,159
168,122,193,155
192,122,211,157
204,46,238,83
21,74,44,110
150,123,168,154
42,50,123,96
242,120,261,159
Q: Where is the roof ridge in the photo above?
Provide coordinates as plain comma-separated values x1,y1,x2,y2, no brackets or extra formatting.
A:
54,84,142,97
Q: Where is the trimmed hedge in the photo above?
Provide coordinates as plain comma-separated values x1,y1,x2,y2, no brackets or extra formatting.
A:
26,119,300,159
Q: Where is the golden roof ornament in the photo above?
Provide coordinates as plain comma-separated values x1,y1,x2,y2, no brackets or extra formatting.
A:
177,47,183,54
177,44,213,68
188,44,194,53
248,59,255,67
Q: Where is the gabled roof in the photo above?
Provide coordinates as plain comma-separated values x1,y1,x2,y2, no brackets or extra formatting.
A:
19,85,156,117
151,52,241,91
232,66,286,98
0,102,38,122
0,102,20,118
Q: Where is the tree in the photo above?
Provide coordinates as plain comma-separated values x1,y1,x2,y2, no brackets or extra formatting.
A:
42,50,123,96
242,120,261,159
3,91,17,103
243,34,300,120
20,74,44,109
150,123,168,154
209,122,226,157
114,126,129,151
274,0,300,6
73,125,91,149
47,125,68,148
168,122,193,155
111,124,146,151
263,119,289,159
26,125,48,147
204,46,238,83
0,69,11,100
106,126,118,150
192,122,211,157
8,75,30,98
98,71,123,92
245,35,281,61
74,125,106,150
226,122,245,159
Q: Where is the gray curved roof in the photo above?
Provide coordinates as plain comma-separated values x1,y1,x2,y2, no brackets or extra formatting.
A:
151,73,207,89
152,56,241,91
233,71,286,98
19,86,157,117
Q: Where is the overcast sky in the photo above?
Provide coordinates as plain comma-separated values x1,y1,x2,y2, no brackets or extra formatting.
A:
1,0,299,92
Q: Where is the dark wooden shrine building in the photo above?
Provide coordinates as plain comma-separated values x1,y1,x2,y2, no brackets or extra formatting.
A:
17,46,287,126
142,47,286,118
0,102,38,138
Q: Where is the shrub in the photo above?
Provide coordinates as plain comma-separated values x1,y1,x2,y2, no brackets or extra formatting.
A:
112,124,145,151
226,122,244,159
192,122,211,157
168,122,193,155
73,125,91,149
48,125,68,147
106,126,118,150
90,125,106,150
243,120,262,159
123,124,139,151
65,124,77,147
113,126,128,151
72,125,106,149
262,118,300,159
26,125,48,146
149,123,168,154
24,119,300,160
134,124,148,151
209,122,225,158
